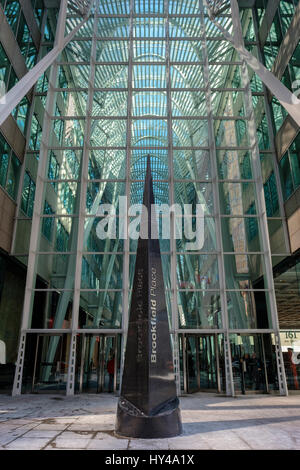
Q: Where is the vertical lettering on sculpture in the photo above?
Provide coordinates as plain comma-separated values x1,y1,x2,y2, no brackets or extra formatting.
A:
136,268,144,362
150,267,157,363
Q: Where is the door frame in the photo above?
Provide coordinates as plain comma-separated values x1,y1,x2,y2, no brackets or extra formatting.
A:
181,332,222,394
78,333,118,394
31,333,63,393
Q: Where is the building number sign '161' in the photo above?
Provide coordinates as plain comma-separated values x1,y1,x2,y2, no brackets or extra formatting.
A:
285,331,298,340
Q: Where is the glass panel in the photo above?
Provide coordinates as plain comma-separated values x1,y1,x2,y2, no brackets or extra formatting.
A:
220,182,257,216
91,119,127,147
42,182,78,215
78,291,122,329
176,216,217,252
171,91,207,117
131,180,169,205
280,152,293,201
34,254,76,289
131,149,169,179
211,91,245,116
221,217,262,252
177,254,219,289
133,40,165,61
22,334,69,393
6,152,21,200
169,40,201,62
217,150,253,180
81,253,123,289
185,335,200,393
93,91,127,116
74,334,120,393
174,149,211,180
207,41,237,64
65,41,92,62
290,133,300,191
130,253,171,290
28,289,73,329
173,120,208,147
178,291,222,329
89,149,126,180
169,16,202,38
13,96,30,133
0,133,10,188
83,218,124,252
268,219,289,254
227,291,271,329
174,182,214,213
133,64,166,88
224,254,267,290
98,16,130,38
230,334,273,394
87,181,126,212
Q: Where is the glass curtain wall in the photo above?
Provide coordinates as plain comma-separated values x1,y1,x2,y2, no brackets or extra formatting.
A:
12,0,287,396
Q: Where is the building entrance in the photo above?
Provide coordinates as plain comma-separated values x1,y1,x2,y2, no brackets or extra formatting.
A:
229,334,277,394
31,334,69,393
76,334,119,394
180,334,223,393
29,333,120,394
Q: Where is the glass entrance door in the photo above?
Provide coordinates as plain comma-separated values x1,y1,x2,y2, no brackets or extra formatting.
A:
77,334,118,393
230,334,270,394
182,334,221,393
32,334,69,393
199,335,218,390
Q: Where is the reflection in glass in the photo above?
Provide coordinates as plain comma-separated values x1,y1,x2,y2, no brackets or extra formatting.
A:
227,291,271,329
177,254,219,289
178,291,222,329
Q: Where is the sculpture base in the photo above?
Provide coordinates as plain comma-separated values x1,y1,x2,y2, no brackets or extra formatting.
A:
115,398,182,439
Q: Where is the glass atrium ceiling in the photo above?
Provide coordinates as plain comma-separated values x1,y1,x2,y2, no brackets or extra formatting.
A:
55,0,238,208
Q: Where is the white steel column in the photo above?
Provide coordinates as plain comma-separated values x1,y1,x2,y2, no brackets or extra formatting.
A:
230,0,288,396
200,0,235,396
66,5,97,396
12,0,69,396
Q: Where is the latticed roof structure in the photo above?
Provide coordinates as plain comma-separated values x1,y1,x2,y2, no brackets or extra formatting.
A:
62,0,235,210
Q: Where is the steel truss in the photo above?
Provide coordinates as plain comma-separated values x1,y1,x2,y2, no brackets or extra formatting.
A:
0,0,95,127
204,0,300,128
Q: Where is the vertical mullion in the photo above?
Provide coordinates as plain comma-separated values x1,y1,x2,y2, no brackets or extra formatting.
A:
165,0,181,395
66,6,97,395
199,0,234,396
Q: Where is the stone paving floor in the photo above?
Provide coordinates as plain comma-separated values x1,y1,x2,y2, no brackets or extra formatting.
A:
0,392,300,450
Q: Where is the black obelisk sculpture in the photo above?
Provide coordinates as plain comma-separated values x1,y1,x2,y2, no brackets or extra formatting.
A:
115,155,182,439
